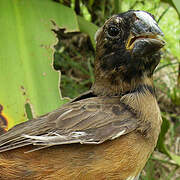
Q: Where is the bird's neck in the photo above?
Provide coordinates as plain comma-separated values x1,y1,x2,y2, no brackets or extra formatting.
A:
92,70,154,96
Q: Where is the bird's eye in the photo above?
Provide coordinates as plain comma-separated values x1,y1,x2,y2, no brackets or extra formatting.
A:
107,26,120,37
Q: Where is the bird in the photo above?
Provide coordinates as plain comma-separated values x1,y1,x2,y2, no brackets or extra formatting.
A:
0,10,165,180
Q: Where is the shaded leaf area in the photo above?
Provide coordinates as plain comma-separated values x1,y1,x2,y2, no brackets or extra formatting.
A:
53,28,95,98
157,114,180,165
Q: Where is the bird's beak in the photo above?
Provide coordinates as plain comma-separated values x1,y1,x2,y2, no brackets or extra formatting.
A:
126,11,165,56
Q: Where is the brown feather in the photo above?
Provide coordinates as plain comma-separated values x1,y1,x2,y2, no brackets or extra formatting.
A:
0,96,139,152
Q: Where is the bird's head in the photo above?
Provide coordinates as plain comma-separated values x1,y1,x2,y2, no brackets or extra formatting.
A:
93,10,165,96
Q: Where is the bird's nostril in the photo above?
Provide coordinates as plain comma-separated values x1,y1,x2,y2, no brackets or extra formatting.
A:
133,13,140,21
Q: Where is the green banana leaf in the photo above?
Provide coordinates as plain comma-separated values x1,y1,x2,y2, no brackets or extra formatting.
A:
0,0,80,129
0,0,98,130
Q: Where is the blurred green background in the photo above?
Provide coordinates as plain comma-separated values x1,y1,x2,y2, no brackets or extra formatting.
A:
0,0,179,179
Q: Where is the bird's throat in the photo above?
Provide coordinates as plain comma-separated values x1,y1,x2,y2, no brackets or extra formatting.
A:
92,72,154,96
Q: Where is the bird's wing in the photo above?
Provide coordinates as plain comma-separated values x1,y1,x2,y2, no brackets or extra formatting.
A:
0,95,139,152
